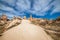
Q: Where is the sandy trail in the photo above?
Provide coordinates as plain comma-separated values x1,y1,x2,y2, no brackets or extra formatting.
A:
0,19,53,40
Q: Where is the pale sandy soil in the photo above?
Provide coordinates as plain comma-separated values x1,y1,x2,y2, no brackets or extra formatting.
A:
0,19,54,40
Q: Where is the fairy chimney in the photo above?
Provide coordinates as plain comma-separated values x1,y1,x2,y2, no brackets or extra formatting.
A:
24,16,26,19
1,14,7,21
29,14,32,21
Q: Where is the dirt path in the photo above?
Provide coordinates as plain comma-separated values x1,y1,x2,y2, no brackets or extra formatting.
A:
0,19,53,40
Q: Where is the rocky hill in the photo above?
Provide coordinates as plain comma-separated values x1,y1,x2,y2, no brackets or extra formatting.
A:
31,16,60,40
0,14,22,36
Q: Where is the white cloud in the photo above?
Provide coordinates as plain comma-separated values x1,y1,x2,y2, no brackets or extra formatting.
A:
0,0,60,17
1,0,16,6
50,0,60,15
16,0,30,11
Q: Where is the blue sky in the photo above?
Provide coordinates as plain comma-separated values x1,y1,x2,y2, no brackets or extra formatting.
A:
0,0,60,20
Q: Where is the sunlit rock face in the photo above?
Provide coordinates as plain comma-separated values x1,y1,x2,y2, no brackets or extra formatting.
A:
0,0,60,19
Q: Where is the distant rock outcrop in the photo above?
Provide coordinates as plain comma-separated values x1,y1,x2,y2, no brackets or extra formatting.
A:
0,14,22,35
